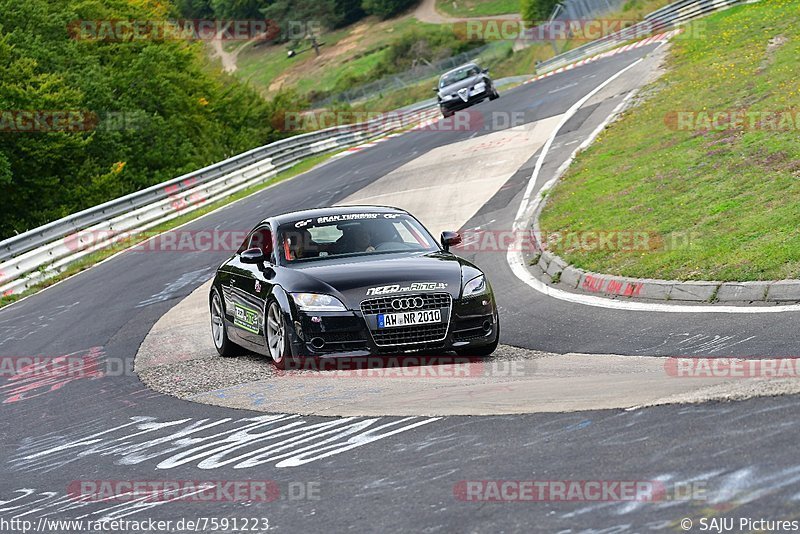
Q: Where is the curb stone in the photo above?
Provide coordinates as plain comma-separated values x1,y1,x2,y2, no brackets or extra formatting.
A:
545,255,567,278
669,282,719,302
560,266,583,289
766,281,800,302
716,282,769,302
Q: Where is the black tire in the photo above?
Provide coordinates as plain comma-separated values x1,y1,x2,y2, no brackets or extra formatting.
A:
265,299,292,370
441,108,454,118
489,89,499,101
210,288,245,357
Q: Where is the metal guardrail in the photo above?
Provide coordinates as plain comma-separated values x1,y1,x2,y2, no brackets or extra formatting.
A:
535,0,748,73
0,106,439,296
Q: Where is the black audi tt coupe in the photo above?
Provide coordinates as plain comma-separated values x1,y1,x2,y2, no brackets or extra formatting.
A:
209,206,499,368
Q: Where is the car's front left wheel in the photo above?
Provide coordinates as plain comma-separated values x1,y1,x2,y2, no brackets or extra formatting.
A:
265,300,292,369
210,288,244,357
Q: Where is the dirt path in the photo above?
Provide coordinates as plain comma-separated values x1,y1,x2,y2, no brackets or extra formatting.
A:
414,0,520,23
210,31,264,73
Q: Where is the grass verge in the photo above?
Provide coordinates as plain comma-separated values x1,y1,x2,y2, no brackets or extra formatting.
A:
435,0,519,18
539,0,800,282
0,151,342,309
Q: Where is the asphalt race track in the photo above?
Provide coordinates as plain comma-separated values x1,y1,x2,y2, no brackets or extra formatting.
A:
3,42,800,532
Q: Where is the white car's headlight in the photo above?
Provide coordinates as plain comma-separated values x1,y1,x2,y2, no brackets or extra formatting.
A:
291,293,347,311
443,94,455,101
463,275,487,297
473,82,486,92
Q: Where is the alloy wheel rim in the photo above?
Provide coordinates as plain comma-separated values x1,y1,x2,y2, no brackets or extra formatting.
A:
211,293,224,349
267,303,284,363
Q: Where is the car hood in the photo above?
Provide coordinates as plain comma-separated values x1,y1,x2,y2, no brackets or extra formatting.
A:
285,252,478,308
439,75,485,97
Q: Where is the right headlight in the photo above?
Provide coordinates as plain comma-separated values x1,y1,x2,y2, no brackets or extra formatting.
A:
463,274,487,297
290,293,347,311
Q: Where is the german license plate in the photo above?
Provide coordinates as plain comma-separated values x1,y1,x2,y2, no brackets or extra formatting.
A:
378,309,441,328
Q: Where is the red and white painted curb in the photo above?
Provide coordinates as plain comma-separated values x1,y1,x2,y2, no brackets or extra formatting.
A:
333,132,406,158
523,29,683,85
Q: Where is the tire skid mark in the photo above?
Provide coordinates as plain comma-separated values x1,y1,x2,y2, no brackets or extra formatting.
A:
12,414,441,471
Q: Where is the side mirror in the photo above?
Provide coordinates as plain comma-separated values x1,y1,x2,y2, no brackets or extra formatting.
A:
240,247,266,265
433,87,439,93
482,68,489,74
441,231,462,252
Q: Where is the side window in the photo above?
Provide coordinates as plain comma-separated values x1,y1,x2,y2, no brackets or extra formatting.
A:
236,233,250,254
238,225,274,261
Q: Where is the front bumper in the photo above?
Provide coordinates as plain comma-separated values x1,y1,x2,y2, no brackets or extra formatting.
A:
288,293,497,358
440,87,491,112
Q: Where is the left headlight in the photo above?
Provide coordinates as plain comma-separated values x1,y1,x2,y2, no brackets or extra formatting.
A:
290,293,347,311
463,274,487,297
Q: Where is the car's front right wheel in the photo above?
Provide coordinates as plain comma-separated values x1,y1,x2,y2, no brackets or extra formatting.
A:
265,300,292,369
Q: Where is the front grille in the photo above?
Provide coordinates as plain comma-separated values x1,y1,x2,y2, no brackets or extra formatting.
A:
360,293,451,315
361,293,452,347
371,323,449,347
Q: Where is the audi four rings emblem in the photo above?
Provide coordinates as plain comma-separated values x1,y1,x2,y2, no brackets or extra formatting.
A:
391,297,425,310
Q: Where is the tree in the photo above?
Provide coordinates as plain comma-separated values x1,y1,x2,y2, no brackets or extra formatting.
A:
0,0,287,239
209,0,268,19
521,0,559,21
361,0,418,19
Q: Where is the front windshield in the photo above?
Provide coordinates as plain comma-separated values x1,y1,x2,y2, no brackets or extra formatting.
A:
279,212,439,263
439,65,480,88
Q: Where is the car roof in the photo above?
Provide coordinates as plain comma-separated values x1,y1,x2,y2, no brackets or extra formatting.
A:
263,205,410,226
440,63,479,78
